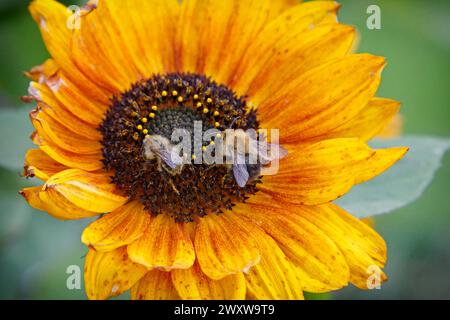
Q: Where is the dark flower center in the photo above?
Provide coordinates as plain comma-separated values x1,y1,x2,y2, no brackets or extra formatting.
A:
99,73,260,222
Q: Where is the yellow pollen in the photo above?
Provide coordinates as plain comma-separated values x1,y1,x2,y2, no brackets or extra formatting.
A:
141,117,148,123
151,105,158,111
191,154,197,160
193,94,199,100
150,113,156,119
161,91,168,97
196,102,202,108
214,111,220,116
210,141,215,146
143,129,148,135
178,96,184,103
216,133,222,138
215,122,220,128
202,146,207,152
207,98,213,104
137,125,143,131
203,108,209,114
172,90,178,96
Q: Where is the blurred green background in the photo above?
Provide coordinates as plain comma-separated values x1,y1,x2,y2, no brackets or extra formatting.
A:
0,0,449,299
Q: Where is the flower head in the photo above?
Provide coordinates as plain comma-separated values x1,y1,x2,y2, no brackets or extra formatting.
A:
21,0,407,300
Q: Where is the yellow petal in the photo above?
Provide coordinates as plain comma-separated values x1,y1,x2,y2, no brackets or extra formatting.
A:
236,199,350,293
377,114,404,139
260,138,375,205
84,247,147,300
82,201,151,252
258,54,385,144
131,270,180,300
355,147,409,184
316,98,402,142
24,149,67,181
171,262,246,300
194,213,260,280
20,185,98,220
300,203,388,289
44,169,128,213
240,221,304,300
127,214,195,270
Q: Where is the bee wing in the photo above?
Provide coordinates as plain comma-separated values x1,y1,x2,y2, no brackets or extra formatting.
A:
258,142,288,164
155,147,179,169
233,163,250,188
145,136,180,169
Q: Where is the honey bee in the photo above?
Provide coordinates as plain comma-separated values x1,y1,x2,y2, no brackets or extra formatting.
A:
223,129,287,187
143,135,184,172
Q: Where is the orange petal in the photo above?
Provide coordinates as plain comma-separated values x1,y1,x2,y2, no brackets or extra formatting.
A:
257,54,385,144
127,214,195,270
25,58,59,82
20,185,98,220
24,149,68,181
29,0,111,103
30,108,102,155
260,138,375,205
131,270,180,300
176,0,293,83
315,98,402,142
300,203,388,289
194,213,260,280
44,169,128,213
82,201,151,252
236,199,350,293
171,262,246,300
232,1,344,95
32,132,103,172
29,82,101,140
239,220,304,300
84,247,147,300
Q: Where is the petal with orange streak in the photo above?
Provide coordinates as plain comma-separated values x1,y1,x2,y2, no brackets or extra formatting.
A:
232,1,346,95
44,169,128,213
240,221,304,300
258,54,385,145
30,108,102,155
176,0,294,83
300,203,388,289
84,247,147,300
131,270,180,300
82,201,151,252
171,262,246,300
194,213,260,280
260,138,375,205
20,185,99,220
127,214,195,270
29,0,110,102
315,98,402,142
24,149,68,181
236,199,350,293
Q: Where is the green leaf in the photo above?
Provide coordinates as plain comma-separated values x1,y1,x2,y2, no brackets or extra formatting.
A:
335,136,450,218
0,107,33,172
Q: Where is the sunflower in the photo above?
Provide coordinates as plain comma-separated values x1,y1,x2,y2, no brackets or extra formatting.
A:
20,0,408,300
